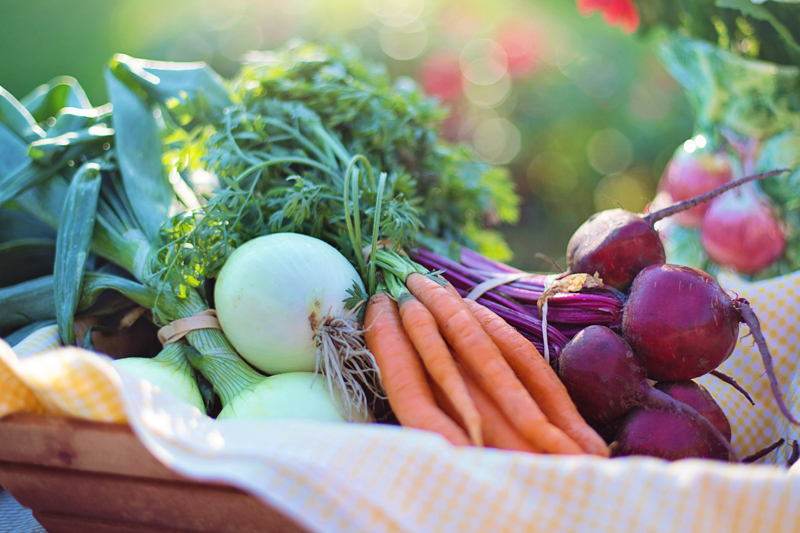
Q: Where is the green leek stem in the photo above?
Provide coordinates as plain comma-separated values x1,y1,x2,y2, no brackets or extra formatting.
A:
176,289,263,406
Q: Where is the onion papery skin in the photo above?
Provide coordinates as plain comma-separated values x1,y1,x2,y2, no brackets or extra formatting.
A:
217,372,361,422
214,233,365,375
114,357,206,413
700,186,786,274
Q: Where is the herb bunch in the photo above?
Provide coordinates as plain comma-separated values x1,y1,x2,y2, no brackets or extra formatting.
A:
153,41,520,299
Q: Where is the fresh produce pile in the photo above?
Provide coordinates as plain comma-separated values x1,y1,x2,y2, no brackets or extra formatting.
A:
0,41,796,462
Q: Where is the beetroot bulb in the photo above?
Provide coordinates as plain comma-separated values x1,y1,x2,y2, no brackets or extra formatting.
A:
659,146,735,228
700,182,786,274
555,325,737,460
622,263,799,425
655,381,732,443
566,169,786,291
611,404,731,461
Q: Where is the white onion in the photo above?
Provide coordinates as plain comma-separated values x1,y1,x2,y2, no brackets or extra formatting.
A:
114,343,205,413
214,232,378,418
217,372,367,422
215,232,363,373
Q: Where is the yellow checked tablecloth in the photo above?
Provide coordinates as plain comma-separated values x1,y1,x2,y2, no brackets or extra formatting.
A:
2,272,800,532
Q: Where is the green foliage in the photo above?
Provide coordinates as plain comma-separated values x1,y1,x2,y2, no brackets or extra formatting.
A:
152,42,519,298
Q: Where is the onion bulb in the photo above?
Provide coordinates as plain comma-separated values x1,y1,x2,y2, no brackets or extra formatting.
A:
214,232,378,418
217,372,366,422
114,342,206,413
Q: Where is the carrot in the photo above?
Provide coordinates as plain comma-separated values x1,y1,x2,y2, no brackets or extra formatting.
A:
406,273,584,455
364,292,471,446
465,299,610,457
397,292,483,446
431,358,541,454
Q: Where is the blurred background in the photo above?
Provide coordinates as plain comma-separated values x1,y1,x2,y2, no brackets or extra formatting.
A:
0,0,695,270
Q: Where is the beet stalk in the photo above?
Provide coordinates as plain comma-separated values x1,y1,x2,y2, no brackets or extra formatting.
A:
566,169,787,291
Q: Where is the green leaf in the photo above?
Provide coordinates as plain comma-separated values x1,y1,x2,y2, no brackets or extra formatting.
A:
28,124,114,165
105,69,173,242
0,275,57,329
0,209,56,242
0,86,45,142
0,239,56,288
656,34,800,138
110,54,231,120
79,272,175,320
21,76,92,123
715,0,800,57
15,173,71,230
54,163,102,345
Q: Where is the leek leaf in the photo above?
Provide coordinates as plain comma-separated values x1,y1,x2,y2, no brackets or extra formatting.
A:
54,163,102,345
0,239,56,287
0,276,57,329
20,76,92,124
110,54,231,123
0,209,56,242
105,69,172,242
0,86,45,142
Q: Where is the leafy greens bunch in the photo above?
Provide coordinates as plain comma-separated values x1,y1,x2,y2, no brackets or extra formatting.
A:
146,41,520,301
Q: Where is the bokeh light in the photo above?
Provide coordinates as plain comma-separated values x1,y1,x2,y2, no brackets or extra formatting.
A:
0,0,693,270
587,129,633,175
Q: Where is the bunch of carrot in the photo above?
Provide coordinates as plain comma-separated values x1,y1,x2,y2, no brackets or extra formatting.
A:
364,266,609,456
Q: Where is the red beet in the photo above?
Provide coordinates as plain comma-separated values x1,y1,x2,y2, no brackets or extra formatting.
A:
622,264,738,381
659,148,735,228
566,209,665,292
700,183,785,274
622,263,799,425
656,380,732,443
611,405,731,461
556,325,737,460
566,170,786,291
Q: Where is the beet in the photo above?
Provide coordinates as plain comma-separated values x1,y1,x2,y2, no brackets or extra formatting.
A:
655,380,732,443
622,263,799,425
556,325,737,460
659,148,735,228
622,264,738,381
611,405,731,461
566,169,785,291
566,209,665,292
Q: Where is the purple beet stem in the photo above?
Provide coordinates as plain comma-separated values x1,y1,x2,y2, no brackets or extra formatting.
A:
734,299,800,425
644,169,787,225
414,248,623,326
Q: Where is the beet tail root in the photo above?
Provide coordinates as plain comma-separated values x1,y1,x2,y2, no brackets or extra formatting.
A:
743,438,785,464
710,370,755,406
787,441,799,468
644,169,788,226
734,298,800,426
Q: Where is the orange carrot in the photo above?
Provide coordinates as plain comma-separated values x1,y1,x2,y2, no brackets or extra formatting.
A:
465,299,610,457
431,360,541,454
364,293,471,446
406,273,584,455
397,292,483,446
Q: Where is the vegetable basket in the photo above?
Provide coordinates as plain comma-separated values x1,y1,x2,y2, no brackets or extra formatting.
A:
2,270,800,533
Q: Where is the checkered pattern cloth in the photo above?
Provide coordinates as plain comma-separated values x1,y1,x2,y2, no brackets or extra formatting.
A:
1,272,800,533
